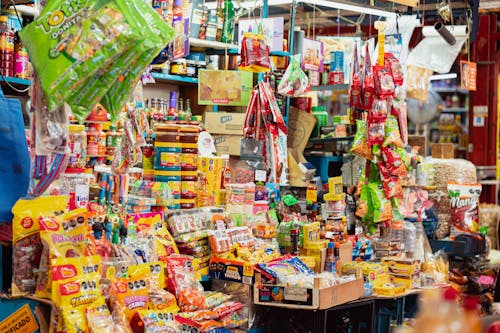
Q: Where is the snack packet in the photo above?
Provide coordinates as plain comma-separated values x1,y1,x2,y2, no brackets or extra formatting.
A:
278,54,310,97
367,182,393,222
238,32,271,72
11,196,68,296
383,115,404,148
448,183,482,237
351,120,373,160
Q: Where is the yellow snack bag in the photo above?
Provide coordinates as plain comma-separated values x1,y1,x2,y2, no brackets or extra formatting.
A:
37,208,89,298
52,255,102,282
127,262,165,290
86,297,115,333
112,273,149,322
11,195,68,296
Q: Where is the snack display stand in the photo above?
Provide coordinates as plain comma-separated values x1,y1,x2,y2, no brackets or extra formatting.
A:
0,1,497,333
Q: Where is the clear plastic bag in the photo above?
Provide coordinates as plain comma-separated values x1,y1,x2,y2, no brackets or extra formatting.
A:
278,54,310,97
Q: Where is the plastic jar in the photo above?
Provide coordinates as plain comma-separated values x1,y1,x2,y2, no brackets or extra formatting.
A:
67,124,87,170
170,58,187,75
87,124,99,156
14,39,28,79
60,172,93,210
154,124,181,171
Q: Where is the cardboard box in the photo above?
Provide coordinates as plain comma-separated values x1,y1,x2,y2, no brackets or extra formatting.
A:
254,273,363,310
392,273,421,289
204,112,246,135
342,262,387,282
208,257,254,285
339,241,353,263
381,257,421,275
431,143,454,159
408,135,427,155
287,107,316,153
212,134,243,156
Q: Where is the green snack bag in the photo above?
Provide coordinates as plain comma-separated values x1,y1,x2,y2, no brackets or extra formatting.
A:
383,116,404,148
368,182,393,223
351,120,373,160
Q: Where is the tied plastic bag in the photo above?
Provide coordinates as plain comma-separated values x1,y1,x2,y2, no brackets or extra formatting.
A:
278,54,310,97
238,32,270,72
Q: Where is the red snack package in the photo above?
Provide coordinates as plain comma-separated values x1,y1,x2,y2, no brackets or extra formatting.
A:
363,72,375,110
367,121,385,146
370,99,389,121
238,32,270,73
448,183,482,238
378,163,402,199
374,65,395,98
350,72,363,109
385,53,404,86
382,147,407,177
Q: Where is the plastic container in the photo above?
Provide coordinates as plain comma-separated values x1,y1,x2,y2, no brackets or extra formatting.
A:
60,172,93,210
325,242,336,272
312,106,328,137
0,15,14,77
14,38,28,79
155,124,181,171
67,124,87,170
86,124,99,156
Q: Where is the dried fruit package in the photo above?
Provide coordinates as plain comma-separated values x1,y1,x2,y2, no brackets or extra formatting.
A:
278,54,310,97
351,120,373,160
11,196,68,296
238,32,271,72
448,183,482,237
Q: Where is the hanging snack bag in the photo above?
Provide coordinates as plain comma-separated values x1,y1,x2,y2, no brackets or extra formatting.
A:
448,183,482,237
383,115,404,148
385,53,404,86
367,121,385,146
11,196,68,296
368,182,393,223
382,147,407,177
278,54,310,97
370,99,389,122
112,273,150,323
239,32,271,72
351,120,373,160
374,65,395,98
379,163,403,199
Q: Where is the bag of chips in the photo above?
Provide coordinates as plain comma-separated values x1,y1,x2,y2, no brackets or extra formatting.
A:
278,54,310,97
383,115,404,148
448,183,482,237
368,182,393,222
382,147,407,177
351,120,373,160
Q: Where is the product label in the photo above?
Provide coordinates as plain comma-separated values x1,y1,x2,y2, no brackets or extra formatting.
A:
0,304,38,333
160,152,181,167
191,9,203,25
206,24,217,39
255,170,266,183
284,287,308,302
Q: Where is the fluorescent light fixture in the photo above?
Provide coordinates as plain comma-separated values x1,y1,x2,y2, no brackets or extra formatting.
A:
429,73,458,81
206,0,396,18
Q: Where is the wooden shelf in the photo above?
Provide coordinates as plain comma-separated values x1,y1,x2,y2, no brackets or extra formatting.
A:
152,72,198,85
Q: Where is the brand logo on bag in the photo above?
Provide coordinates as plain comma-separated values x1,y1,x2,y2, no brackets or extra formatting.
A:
37,0,85,38
21,217,33,229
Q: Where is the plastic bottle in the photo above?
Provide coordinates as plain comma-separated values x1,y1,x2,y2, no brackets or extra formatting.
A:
168,91,178,119
334,243,342,274
221,0,234,43
325,242,336,272
463,296,482,333
14,35,28,79
221,155,231,190
198,7,208,40
184,98,192,118
0,15,14,77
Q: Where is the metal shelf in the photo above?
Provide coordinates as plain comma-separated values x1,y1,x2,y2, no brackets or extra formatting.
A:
270,51,291,57
151,72,198,84
441,107,468,113
0,76,31,86
310,84,349,91
189,38,238,51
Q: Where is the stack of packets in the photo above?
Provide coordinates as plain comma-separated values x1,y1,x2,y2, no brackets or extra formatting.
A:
11,196,251,332
256,254,357,288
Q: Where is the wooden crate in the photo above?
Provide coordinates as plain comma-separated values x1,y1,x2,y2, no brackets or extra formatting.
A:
431,143,455,159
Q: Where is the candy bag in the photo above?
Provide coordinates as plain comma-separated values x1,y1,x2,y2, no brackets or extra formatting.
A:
385,53,404,86
111,274,149,322
448,183,482,237
278,54,310,97
362,46,375,110
379,163,403,199
368,182,393,222
126,262,165,290
239,32,271,72
374,65,395,98
11,196,68,296
37,209,88,298
52,255,101,283
383,116,404,148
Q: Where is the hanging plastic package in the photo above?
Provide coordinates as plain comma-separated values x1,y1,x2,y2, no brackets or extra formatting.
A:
407,25,468,74
278,54,310,97
0,86,30,221
20,0,175,122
